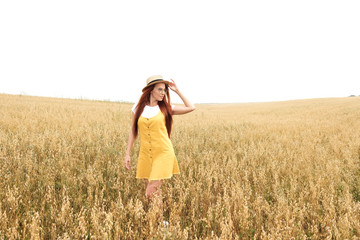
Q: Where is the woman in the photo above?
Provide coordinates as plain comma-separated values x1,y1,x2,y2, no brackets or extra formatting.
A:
124,75,196,201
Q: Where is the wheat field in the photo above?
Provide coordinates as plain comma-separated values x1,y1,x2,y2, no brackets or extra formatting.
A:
0,93,359,239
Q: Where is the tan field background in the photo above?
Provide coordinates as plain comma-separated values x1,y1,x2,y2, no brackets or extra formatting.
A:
0,93,359,239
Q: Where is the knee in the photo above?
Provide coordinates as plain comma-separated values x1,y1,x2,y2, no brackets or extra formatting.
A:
145,181,162,199
146,185,155,199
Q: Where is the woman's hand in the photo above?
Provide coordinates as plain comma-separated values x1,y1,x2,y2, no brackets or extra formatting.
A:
168,78,196,115
124,154,131,170
168,79,179,93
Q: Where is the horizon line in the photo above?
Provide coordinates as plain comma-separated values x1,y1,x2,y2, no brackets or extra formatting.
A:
1,92,359,105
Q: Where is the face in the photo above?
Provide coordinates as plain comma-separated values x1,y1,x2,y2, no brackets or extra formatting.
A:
151,83,167,101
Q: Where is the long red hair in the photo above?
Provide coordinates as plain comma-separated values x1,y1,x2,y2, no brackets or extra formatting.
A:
132,84,173,138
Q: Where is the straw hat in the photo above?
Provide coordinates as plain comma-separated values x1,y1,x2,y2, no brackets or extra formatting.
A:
142,75,169,92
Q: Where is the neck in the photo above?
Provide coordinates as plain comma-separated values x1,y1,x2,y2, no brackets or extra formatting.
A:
148,95,158,106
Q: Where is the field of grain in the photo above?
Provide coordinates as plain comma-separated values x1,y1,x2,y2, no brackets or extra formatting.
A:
0,93,359,239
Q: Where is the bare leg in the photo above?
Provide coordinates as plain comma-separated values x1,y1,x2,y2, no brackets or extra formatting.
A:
146,180,162,200
145,180,168,227
146,180,163,220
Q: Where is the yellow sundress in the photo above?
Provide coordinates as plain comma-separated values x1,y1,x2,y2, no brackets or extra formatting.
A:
136,110,180,180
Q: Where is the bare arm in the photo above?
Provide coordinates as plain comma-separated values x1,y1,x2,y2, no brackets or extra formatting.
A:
169,79,196,115
124,112,137,169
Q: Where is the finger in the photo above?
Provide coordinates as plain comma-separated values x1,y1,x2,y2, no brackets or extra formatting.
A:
125,160,130,169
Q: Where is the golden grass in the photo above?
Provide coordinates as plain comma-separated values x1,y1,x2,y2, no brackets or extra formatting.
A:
0,94,359,239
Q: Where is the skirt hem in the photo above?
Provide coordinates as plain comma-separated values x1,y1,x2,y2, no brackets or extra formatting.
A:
136,172,180,181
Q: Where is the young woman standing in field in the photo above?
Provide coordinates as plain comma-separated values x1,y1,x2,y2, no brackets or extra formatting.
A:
124,75,195,202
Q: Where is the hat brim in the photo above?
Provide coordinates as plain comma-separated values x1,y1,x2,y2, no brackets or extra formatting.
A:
142,80,169,92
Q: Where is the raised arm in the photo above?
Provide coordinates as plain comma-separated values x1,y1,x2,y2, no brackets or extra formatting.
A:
169,79,196,115
124,112,137,169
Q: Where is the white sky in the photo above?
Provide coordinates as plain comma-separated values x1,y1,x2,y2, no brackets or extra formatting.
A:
1,0,359,103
